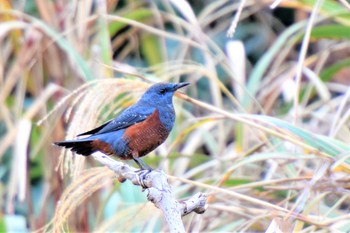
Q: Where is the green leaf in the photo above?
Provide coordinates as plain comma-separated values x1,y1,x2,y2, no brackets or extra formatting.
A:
140,34,163,66
244,114,350,158
220,178,252,187
108,9,153,35
320,59,350,82
310,25,350,40
98,17,113,76
301,0,350,25
0,216,6,233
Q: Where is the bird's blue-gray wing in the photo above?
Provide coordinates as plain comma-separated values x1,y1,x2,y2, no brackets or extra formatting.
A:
77,105,156,136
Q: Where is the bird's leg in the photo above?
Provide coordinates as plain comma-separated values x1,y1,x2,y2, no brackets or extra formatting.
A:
133,156,153,171
133,156,153,189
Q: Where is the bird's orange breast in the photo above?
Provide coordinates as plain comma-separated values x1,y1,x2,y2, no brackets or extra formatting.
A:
123,109,169,158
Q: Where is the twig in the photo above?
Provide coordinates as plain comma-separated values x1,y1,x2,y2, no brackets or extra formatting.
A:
270,0,284,9
91,152,207,233
293,0,324,124
226,0,246,38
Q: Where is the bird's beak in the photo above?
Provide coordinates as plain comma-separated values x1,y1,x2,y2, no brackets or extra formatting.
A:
174,82,190,90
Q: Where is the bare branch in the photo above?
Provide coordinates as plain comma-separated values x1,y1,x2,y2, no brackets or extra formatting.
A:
91,152,207,233
180,192,207,216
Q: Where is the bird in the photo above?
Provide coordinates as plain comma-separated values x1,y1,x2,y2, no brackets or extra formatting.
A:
54,82,190,170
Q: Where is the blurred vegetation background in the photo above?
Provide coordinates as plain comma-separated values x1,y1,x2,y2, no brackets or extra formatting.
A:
1,0,350,232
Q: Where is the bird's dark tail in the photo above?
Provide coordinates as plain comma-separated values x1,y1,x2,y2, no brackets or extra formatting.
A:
53,139,96,156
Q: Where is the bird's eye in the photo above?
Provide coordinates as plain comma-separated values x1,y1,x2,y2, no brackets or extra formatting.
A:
159,89,166,94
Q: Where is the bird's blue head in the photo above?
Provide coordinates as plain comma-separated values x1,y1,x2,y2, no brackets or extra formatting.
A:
140,82,190,105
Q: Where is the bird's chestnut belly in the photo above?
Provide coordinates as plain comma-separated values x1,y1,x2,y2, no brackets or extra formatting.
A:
123,109,170,158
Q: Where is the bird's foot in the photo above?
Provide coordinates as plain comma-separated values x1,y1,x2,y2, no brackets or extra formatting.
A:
135,169,152,189
133,157,155,188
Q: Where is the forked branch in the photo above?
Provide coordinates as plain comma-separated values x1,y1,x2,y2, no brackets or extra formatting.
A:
91,152,207,233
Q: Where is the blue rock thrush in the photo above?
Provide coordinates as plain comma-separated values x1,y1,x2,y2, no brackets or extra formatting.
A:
54,82,190,170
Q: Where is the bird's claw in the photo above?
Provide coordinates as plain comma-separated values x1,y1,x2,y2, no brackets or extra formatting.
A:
135,169,152,189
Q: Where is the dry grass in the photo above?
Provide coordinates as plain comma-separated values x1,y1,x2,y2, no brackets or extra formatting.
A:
1,0,350,232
